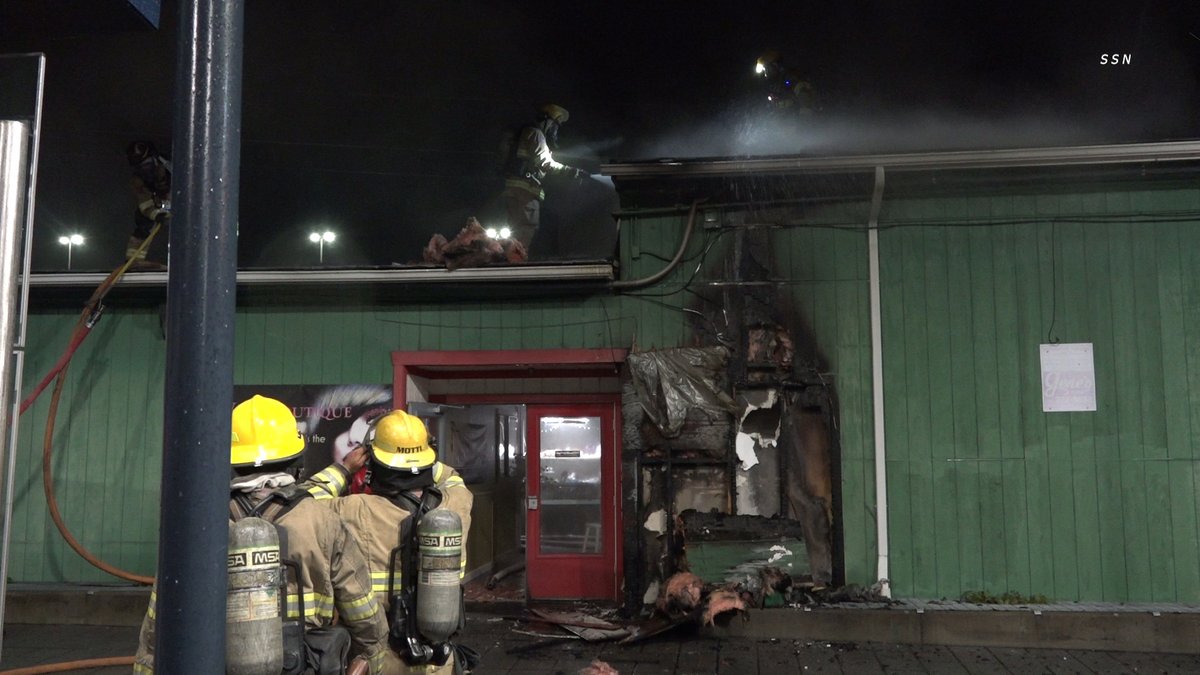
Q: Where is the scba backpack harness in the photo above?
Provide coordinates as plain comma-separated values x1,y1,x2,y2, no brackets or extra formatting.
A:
231,485,354,675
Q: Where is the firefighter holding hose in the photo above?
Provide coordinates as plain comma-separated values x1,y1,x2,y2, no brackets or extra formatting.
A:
500,103,588,254
305,410,476,675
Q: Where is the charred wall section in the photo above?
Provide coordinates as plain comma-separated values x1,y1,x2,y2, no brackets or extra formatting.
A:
621,209,845,611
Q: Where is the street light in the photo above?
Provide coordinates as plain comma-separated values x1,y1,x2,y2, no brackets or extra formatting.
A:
308,230,335,264
57,233,84,270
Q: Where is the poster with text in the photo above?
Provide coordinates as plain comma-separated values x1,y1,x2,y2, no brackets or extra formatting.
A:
1039,343,1096,412
233,385,393,474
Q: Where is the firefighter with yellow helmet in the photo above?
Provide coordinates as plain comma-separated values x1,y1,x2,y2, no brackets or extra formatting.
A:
305,410,475,675
133,395,389,674
501,103,588,253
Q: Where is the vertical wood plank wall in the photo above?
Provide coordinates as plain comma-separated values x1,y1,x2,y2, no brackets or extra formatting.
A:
880,185,1200,602
11,293,633,583
13,184,1200,605
769,210,875,588
13,310,167,583
11,209,872,585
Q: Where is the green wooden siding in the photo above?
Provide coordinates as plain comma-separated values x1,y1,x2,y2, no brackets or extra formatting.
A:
879,186,1200,602
11,210,872,586
13,310,166,583
12,297,640,583
13,184,1200,604
769,208,875,588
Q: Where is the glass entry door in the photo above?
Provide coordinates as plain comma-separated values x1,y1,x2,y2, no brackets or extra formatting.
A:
525,404,618,600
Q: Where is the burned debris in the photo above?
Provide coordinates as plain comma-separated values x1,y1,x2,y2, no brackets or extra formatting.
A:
422,217,527,270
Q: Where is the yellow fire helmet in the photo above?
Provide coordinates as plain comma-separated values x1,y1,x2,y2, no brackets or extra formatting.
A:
539,103,569,124
230,395,305,468
367,410,436,473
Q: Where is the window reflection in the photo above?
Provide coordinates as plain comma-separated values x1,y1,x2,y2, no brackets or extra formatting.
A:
538,416,602,554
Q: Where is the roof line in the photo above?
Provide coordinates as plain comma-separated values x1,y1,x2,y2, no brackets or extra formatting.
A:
26,263,614,288
600,140,1200,178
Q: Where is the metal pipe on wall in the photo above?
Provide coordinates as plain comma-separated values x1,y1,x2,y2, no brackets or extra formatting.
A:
0,53,44,661
0,120,30,657
867,166,891,598
153,1,244,671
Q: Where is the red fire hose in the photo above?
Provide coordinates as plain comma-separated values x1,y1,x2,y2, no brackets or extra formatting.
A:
19,223,161,414
0,232,167,673
20,224,163,585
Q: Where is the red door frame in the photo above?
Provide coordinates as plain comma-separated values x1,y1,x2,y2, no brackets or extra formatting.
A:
525,403,618,600
391,348,626,410
390,349,626,600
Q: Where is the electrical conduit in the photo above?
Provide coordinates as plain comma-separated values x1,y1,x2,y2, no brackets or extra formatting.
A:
867,166,891,598
610,198,705,291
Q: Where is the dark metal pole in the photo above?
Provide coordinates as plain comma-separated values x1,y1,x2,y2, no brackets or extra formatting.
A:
154,1,243,672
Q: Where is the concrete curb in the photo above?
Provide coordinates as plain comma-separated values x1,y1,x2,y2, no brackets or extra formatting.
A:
702,607,1200,654
5,587,150,627
8,588,1200,655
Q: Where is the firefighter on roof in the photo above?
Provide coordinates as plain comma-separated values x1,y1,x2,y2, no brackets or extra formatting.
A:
754,50,816,112
501,103,587,253
125,141,171,270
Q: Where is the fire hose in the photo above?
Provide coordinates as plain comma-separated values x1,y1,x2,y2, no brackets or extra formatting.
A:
9,232,376,672
21,223,163,585
12,227,455,671
0,232,165,675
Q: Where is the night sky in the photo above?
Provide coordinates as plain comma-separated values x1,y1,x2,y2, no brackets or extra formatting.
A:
2,0,1198,270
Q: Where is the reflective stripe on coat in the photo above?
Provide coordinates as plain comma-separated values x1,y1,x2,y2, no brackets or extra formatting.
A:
306,462,474,675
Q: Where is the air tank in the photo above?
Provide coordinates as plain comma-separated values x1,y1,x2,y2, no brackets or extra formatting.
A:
227,517,284,675
415,508,464,643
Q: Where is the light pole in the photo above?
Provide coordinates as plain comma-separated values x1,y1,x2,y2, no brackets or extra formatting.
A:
308,230,335,263
57,233,84,270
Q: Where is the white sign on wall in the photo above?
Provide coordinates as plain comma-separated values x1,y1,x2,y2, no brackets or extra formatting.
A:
1040,343,1097,412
